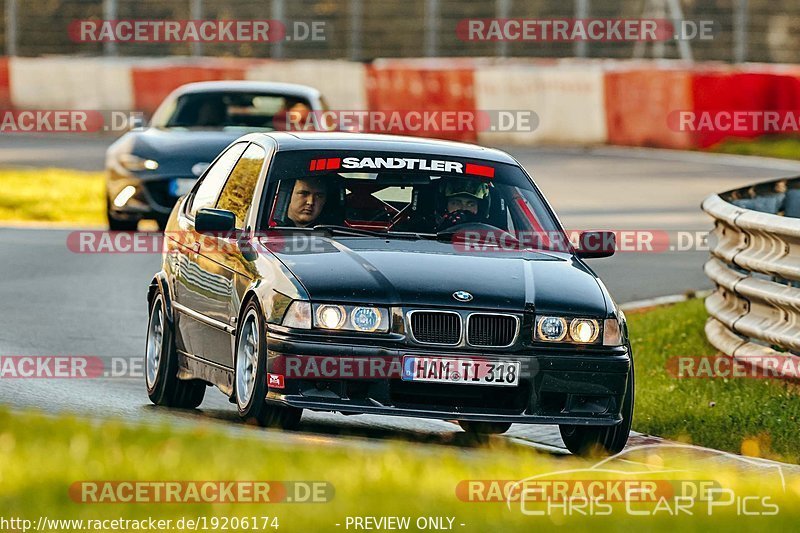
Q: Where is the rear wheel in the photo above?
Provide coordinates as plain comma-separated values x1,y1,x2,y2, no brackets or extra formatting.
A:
234,301,302,429
458,421,512,435
145,291,206,408
559,348,634,456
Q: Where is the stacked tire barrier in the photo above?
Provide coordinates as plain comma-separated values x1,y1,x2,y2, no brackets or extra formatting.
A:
702,177,800,378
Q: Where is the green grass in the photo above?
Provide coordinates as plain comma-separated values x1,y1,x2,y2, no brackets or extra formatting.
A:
1,407,799,532
0,168,105,224
709,135,800,160
628,298,800,463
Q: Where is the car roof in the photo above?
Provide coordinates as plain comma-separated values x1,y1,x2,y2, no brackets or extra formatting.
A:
245,132,518,165
170,80,321,99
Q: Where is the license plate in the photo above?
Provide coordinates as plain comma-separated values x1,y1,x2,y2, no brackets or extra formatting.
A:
169,178,195,197
401,356,520,386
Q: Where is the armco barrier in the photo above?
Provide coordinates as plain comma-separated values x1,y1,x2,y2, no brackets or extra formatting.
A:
474,64,607,145
702,177,800,378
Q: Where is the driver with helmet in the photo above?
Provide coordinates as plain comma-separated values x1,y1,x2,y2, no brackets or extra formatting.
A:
436,178,491,231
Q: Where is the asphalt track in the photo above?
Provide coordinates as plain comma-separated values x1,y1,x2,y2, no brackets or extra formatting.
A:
1,134,799,454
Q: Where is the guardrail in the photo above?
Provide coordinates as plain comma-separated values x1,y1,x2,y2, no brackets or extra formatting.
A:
702,176,800,378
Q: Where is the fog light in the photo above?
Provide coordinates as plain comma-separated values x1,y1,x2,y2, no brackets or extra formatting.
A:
536,316,567,342
350,307,381,332
113,185,137,208
316,304,346,329
570,319,599,343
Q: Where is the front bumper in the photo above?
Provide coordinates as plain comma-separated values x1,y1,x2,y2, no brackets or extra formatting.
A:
265,332,631,426
107,172,191,220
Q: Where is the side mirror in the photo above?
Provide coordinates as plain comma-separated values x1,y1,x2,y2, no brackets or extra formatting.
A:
575,231,616,259
195,208,236,234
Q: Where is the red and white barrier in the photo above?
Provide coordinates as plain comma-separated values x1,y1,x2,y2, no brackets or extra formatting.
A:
475,64,607,145
246,60,367,110
366,61,477,142
3,56,800,151
8,57,134,111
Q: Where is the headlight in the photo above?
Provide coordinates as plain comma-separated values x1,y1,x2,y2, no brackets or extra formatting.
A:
535,316,602,344
119,153,159,171
312,303,389,333
350,307,382,332
282,301,311,329
536,316,567,342
570,319,599,343
316,304,346,329
603,316,624,346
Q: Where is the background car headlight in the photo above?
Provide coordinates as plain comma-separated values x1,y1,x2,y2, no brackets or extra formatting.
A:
536,316,567,342
570,318,599,343
315,304,346,329
119,153,159,171
350,307,382,332
282,301,311,329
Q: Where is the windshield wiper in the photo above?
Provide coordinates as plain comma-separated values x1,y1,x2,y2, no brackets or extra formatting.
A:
310,225,389,238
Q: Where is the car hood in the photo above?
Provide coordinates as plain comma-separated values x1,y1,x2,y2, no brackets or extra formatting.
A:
114,128,249,178
263,237,608,316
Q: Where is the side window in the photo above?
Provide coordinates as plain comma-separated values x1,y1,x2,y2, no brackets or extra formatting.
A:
189,142,248,217
215,144,267,229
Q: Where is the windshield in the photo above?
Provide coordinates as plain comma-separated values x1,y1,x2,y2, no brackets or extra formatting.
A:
151,92,313,131
260,150,567,251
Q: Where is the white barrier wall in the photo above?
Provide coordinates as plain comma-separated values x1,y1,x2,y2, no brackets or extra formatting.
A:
246,60,367,110
9,57,135,111
474,65,608,145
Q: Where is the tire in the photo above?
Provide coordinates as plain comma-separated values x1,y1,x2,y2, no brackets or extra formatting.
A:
108,212,138,231
145,291,206,408
234,300,302,429
559,347,634,457
458,421,512,435
106,196,139,231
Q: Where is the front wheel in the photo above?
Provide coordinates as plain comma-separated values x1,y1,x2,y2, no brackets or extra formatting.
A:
234,301,302,429
559,349,634,456
145,291,206,408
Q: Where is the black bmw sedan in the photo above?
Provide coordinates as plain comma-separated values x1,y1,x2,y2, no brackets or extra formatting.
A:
106,80,325,230
145,131,633,456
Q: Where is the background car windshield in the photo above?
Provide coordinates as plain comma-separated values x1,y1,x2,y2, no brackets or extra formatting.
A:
263,151,564,248
152,92,312,131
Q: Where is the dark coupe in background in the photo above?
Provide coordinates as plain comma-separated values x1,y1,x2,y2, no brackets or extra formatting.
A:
105,80,325,230
145,131,634,456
